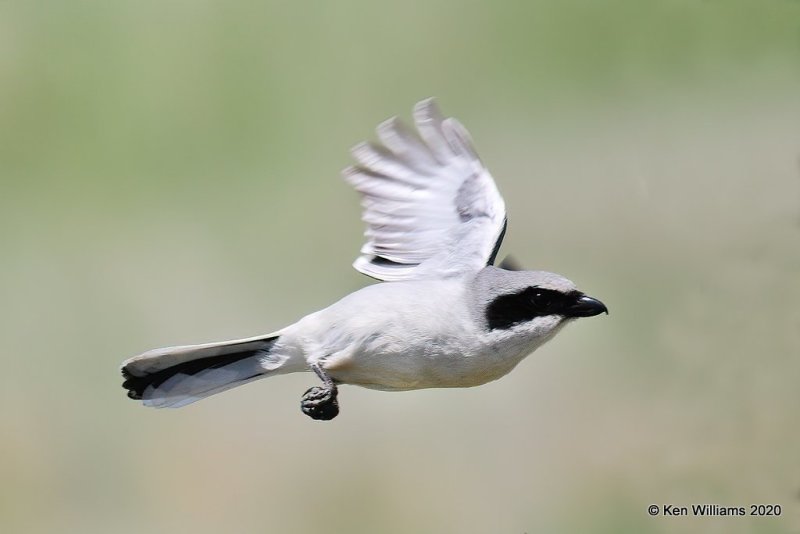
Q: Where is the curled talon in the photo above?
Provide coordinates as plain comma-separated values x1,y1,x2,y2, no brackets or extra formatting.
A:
301,385,339,420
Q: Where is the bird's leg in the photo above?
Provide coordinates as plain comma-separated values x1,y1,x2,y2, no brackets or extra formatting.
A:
300,362,339,421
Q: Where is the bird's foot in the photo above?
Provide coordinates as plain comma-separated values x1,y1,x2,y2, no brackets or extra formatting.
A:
301,363,339,420
301,385,339,420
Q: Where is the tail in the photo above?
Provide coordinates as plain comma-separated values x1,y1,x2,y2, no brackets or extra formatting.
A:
121,333,286,408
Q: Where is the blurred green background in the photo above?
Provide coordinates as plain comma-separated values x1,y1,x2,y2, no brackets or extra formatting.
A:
2,1,799,533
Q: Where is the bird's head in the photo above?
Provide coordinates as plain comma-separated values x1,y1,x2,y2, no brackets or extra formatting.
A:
474,267,607,338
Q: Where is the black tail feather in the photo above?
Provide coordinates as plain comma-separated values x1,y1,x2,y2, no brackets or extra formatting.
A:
121,337,278,400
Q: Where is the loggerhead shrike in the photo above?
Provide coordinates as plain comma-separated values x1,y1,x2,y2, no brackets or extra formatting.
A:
121,98,607,420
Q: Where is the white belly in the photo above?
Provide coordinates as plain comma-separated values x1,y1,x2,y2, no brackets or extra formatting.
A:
324,333,525,391
279,278,564,391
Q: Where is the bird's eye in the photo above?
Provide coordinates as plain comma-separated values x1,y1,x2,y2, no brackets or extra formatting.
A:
530,290,552,311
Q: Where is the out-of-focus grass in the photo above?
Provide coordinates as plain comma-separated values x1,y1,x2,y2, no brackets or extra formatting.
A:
1,2,799,533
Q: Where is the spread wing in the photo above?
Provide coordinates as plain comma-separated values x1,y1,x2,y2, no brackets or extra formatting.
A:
344,98,507,281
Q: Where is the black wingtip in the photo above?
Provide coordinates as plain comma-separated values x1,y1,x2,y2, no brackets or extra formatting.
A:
498,255,523,271
486,217,508,266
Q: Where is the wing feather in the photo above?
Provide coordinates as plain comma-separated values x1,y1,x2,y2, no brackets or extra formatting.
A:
345,98,507,281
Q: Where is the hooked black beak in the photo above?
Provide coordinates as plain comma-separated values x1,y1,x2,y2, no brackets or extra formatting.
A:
566,294,608,318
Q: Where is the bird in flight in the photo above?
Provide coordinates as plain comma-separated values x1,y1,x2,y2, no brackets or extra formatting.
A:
121,98,607,420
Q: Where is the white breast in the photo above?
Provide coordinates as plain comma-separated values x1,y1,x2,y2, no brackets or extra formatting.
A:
278,279,559,391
